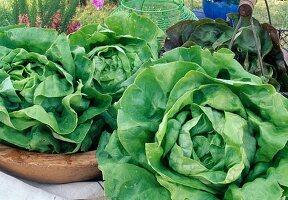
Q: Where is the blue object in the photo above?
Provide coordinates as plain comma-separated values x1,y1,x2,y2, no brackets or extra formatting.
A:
193,9,206,19
203,0,239,20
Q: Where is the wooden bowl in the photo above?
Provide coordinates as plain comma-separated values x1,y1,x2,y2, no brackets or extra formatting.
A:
0,144,101,184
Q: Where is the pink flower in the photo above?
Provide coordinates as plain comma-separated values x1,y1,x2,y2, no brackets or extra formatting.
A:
91,0,104,10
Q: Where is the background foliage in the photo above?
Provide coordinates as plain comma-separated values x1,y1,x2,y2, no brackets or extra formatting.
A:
0,0,79,33
0,0,287,29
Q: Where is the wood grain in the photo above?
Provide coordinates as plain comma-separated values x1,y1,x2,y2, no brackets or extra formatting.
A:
0,144,101,184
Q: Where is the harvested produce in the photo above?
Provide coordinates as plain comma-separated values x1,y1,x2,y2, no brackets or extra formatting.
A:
0,13,161,153
69,12,163,100
0,26,111,153
97,46,288,200
164,18,288,95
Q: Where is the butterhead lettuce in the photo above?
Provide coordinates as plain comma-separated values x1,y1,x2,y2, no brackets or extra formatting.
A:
0,27,111,153
97,46,288,200
0,13,162,154
69,12,163,100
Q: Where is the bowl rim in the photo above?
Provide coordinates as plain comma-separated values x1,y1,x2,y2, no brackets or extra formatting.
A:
0,143,101,184
0,143,98,167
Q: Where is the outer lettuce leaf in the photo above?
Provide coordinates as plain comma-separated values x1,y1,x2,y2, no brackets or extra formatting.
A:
105,12,164,59
153,46,262,84
97,46,288,199
164,19,233,52
0,27,75,76
225,158,288,200
97,131,170,200
157,175,219,200
224,178,284,200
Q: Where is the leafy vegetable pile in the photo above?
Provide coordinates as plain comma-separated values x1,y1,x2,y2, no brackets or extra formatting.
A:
164,18,288,95
1,10,288,200
97,46,288,200
0,13,162,153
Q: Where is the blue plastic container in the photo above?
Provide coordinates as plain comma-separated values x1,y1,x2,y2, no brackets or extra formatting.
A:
203,0,239,20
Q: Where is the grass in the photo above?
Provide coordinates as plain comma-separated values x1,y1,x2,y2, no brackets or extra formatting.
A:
253,0,288,29
0,0,13,26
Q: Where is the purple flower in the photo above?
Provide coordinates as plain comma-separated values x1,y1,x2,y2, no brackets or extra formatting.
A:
91,0,104,10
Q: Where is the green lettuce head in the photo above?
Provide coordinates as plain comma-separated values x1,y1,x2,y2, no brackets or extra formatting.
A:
0,27,111,153
0,13,162,154
97,46,288,199
69,12,163,100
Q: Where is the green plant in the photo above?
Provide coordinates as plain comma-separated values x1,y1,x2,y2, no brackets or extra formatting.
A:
59,0,79,32
10,0,79,33
0,13,161,154
74,1,117,25
69,12,163,100
163,18,288,94
40,0,62,26
97,46,288,200
0,6,13,26
29,0,37,26
12,0,29,21
0,26,108,153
